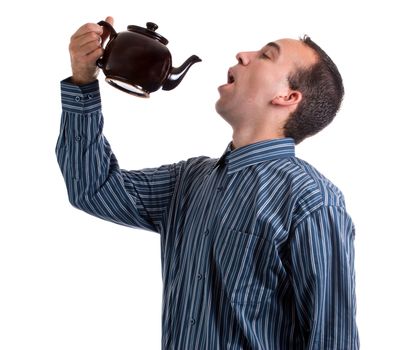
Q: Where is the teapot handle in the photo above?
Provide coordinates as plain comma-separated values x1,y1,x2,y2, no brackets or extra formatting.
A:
96,20,117,69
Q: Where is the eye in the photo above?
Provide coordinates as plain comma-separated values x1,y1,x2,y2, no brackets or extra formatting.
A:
261,52,271,60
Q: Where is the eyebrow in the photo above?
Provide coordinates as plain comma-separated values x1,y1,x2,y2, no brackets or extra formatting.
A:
265,42,281,55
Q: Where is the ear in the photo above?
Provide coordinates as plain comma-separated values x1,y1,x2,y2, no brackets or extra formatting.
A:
271,90,302,107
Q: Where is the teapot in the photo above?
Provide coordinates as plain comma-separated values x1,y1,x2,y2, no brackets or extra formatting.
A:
96,21,202,97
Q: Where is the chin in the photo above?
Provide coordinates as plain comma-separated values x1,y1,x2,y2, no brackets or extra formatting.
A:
215,103,234,127
215,99,228,119
215,96,223,113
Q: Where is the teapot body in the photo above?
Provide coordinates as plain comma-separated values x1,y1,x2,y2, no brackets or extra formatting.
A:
96,21,201,97
99,30,172,96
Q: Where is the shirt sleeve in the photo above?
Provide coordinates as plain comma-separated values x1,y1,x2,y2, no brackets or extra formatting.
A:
289,205,359,349
55,78,183,233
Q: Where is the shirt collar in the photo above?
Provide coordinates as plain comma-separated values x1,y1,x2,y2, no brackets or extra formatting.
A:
215,138,295,174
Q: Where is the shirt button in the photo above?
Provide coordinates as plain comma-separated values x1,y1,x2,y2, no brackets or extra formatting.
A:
217,186,224,192
197,273,203,280
87,93,93,99
75,96,81,102
204,229,209,236
190,318,196,325
75,136,81,142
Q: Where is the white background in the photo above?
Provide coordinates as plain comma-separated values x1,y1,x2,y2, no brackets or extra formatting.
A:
1,0,401,348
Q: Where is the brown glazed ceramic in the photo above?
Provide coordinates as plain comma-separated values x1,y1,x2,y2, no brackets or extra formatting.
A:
96,21,202,97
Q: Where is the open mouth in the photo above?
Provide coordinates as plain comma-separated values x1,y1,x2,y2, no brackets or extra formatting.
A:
227,69,235,84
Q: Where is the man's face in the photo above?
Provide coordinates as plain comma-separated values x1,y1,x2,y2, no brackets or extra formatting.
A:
215,38,317,126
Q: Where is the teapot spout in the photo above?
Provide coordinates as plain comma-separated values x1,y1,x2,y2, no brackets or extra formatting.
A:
162,55,202,91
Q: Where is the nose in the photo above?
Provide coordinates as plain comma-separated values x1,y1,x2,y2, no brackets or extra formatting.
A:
236,51,251,65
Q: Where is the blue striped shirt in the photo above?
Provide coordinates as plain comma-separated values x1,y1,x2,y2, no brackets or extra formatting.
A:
56,79,359,349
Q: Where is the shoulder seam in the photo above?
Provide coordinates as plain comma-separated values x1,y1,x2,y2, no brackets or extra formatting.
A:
294,203,347,229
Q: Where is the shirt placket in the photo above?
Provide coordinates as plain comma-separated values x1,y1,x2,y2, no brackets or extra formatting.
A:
185,162,228,347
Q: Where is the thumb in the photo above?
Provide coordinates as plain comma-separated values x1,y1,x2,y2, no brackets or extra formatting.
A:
105,16,114,26
100,16,115,42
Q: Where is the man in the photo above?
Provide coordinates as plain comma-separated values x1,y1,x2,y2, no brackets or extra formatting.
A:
56,16,359,349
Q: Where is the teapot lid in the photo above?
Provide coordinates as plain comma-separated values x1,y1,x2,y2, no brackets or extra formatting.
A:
127,22,169,45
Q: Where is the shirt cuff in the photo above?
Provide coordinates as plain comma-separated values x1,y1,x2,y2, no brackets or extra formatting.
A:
60,77,102,114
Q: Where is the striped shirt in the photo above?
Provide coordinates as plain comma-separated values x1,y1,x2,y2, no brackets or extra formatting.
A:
56,79,359,349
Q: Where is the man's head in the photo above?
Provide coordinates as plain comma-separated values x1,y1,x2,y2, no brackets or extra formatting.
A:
215,36,344,144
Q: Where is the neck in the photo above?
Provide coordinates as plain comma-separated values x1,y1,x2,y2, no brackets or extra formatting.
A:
231,125,284,149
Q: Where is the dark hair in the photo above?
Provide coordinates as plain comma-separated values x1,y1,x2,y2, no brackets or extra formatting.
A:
283,35,344,144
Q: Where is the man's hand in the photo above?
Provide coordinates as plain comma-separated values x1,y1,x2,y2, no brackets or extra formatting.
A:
69,16,114,85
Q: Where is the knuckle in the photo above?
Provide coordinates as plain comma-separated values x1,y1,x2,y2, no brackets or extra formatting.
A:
83,23,93,30
89,48,101,60
87,43,98,52
89,32,99,41
70,51,79,60
69,44,78,56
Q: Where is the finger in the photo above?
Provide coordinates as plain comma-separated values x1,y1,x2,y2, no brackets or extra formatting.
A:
80,40,102,56
70,40,102,61
99,16,115,43
105,16,114,26
85,47,104,62
72,47,103,68
71,22,103,40
74,47,103,66
72,31,102,50
99,27,112,42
